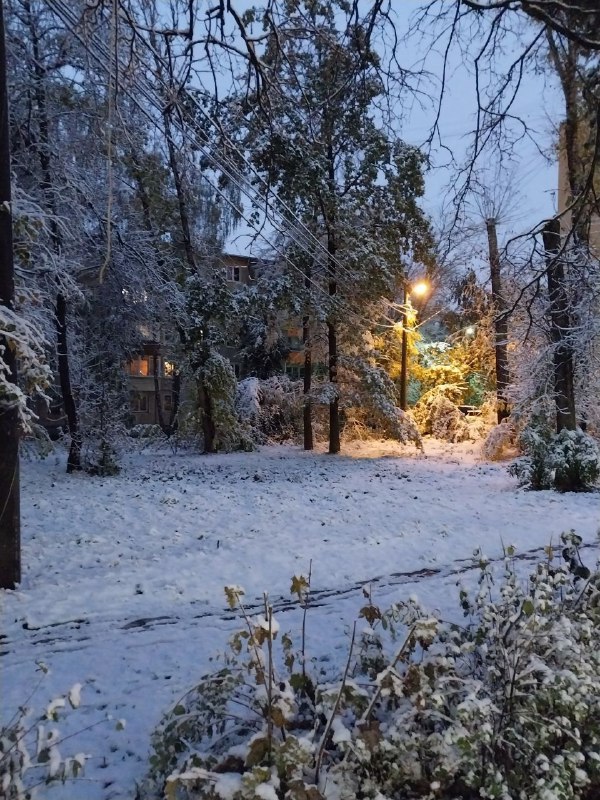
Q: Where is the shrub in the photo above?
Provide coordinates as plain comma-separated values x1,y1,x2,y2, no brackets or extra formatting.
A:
413,387,471,442
236,376,303,444
551,427,600,492
510,421,600,491
142,535,600,800
481,420,518,461
1,672,90,799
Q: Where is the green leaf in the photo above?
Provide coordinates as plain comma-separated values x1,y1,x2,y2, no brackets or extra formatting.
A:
522,599,535,616
173,705,186,716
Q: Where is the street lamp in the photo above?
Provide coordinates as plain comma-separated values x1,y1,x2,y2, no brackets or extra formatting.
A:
399,279,430,411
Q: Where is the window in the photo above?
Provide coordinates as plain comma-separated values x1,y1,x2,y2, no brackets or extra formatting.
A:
163,394,172,411
285,365,305,379
128,356,151,376
131,391,149,413
225,265,241,282
163,360,176,376
285,335,303,351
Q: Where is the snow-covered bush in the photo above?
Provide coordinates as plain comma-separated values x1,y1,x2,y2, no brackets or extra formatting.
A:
481,419,518,461
342,358,422,448
509,417,554,489
1,674,89,799
0,304,51,432
510,420,600,491
551,427,600,491
236,375,303,444
142,535,600,800
412,386,471,442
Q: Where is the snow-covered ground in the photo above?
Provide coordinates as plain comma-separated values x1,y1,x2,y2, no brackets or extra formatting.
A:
2,438,599,799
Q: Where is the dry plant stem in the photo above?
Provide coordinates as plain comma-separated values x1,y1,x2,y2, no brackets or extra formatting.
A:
265,594,274,765
314,622,356,786
359,625,417,725
301,559,312,679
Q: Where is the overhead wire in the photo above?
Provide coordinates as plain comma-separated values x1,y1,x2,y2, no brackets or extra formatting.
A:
43,0,409,331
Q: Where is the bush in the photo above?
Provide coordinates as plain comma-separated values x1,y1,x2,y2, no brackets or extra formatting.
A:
1,672,90,799
141,535,600,800
236,376,303,444
510,421,600,491
481,420,518,461
552,427,600,492
413,387,471,442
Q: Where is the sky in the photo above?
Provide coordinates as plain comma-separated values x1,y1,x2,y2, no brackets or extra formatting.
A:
215,1,563,259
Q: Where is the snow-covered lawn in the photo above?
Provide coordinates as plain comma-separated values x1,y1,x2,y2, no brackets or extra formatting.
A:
2,439,599,799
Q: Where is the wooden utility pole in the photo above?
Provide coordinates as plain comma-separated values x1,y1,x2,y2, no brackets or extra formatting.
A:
0,0,21,589
543,218,577,433
399,283,409,411
485,217,511,423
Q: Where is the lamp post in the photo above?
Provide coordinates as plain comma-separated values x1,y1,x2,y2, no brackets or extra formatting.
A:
399,280,429,411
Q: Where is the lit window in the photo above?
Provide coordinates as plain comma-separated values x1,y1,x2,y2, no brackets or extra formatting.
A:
128,356,151,376
163,361,176,376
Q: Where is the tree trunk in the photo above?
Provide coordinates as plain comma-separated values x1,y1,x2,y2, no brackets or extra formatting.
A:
0,0,20,588
56,292,81,472
198,379,215,453
302,311,313,450
26,1,81,470
327,228,340,453
485,217,511,423
153,354,180,437
326,143,340,454
302,261,313,450
543,218,577,433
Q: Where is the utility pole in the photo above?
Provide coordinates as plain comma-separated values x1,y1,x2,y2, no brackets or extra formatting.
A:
0,0,21,589
399,283,409,411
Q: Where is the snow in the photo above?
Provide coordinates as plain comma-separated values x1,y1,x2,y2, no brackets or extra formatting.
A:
2,438,600,799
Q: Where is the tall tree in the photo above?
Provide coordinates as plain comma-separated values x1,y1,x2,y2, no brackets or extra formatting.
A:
235,1,432,453
0,0,20,589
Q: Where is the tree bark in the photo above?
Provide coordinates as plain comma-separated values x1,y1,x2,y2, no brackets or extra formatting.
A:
543,218,577,432
485,217,511,423
327,230,340,453
198,379,216,453
302,261,313,450
26,0,81,470
302,310,313,450
326,141,340,454
0,0,20,588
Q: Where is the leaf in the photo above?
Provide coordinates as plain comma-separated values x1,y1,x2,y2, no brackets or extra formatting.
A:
245,736,269,767
173,705,186,716
359,604,382,624
271,706,285,728
290,575,309,600
224,585,244,609
522,599,535,616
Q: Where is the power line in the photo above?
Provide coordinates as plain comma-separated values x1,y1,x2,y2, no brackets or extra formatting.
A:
43,0,407,331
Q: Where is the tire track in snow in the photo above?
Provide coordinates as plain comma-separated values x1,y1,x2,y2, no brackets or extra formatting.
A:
3,539,598,662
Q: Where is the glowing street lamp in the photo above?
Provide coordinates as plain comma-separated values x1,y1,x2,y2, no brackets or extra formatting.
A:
399,279,430,411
